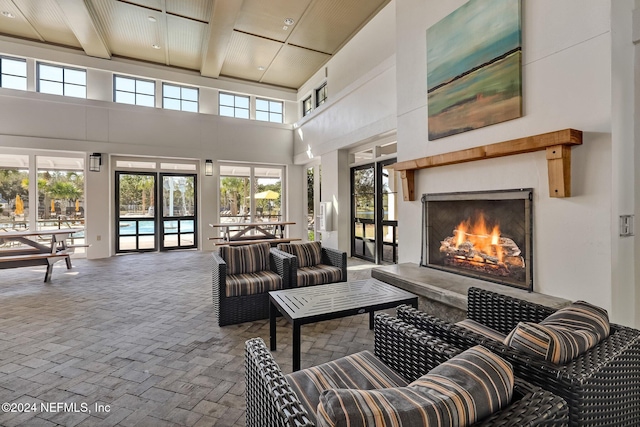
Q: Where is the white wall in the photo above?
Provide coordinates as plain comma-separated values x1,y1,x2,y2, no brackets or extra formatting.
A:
295,0,638,324
394,0,637,322
611,0,637,327
633,2,640,327
294,1,398,165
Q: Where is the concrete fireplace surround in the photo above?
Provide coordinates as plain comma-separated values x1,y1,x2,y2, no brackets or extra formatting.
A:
372,263,570,323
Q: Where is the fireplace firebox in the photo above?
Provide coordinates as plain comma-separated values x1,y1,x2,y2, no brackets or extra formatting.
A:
422,189,533,291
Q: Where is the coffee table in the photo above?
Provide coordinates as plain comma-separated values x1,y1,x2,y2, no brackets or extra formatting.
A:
269,278,418,371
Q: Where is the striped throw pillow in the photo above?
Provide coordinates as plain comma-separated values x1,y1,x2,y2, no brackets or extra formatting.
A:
540,300,610,341
219,243,270,275
504,300,610,365
277,241,322,268
316,346,513,427
504,321,599,365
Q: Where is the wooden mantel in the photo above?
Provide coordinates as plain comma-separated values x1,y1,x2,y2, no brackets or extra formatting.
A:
394,129,583,201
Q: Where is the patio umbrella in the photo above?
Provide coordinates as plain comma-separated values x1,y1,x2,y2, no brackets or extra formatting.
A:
75,200,80,212
15,195,24,215
51,199,55,213
253,190,279,199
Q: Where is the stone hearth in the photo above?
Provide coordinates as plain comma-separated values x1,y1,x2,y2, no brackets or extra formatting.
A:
371,263,570,323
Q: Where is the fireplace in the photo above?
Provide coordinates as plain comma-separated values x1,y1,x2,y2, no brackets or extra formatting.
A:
422,189,533,291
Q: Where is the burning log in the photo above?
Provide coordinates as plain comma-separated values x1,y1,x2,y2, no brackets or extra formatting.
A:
439,234,525,270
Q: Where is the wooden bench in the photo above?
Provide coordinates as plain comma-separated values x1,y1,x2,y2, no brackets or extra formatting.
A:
214,238,302,247
0,252,71,282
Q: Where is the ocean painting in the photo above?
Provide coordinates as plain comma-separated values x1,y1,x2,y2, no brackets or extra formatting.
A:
427,0,522,140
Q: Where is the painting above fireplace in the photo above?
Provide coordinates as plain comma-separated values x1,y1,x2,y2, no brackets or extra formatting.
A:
422,189,533,291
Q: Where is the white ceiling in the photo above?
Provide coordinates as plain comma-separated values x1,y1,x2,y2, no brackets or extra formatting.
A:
0,0,390,90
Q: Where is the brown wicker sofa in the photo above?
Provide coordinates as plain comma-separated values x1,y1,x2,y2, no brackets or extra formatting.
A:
271,241,347,288
245,312,569,426
212,243,292,326
396,287,640,427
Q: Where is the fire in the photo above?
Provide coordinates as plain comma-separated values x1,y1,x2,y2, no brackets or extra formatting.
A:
452,212,504,263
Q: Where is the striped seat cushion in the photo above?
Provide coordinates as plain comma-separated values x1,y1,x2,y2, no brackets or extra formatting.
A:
277,241,322,267
316,346,513,427
225,270,282,297
297,264,343,287
285,351,407,425
504,300,610,365
220,243,270,275
456,319,507,342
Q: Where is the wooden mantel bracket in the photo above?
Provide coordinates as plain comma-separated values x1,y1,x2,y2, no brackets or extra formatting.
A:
394,129,583,201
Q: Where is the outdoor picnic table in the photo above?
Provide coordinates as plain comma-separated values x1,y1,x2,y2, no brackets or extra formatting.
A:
0,228,84,281
209,221,296,243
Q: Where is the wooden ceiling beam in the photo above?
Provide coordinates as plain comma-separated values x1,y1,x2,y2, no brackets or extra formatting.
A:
394,129,583,201
200,0,245,78
54,0,110,59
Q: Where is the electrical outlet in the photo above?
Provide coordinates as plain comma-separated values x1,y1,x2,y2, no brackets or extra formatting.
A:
619,215,634,237
96,235,101,241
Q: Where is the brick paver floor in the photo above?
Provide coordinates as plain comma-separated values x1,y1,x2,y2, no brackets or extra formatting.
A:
0,251,378,426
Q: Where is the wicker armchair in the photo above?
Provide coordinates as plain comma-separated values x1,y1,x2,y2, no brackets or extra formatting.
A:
396,287,640,427
212,243,292,326
272,242,347,288
245,313,569,427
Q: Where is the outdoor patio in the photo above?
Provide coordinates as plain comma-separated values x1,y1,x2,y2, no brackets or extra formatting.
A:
0,251,377,427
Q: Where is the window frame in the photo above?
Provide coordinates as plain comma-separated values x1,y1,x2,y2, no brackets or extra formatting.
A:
218,92,250,119
113,74,156,108
162,82,199,112
36,61,87,98
315,83,327,107
302,95,312,117
255,97,283,123
0,55,27,91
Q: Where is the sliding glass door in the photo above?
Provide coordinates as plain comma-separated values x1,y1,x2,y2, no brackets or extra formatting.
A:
352,164,376,261
160,173,197,250
351,158,398,264
116,172,157,253
116,171,198,253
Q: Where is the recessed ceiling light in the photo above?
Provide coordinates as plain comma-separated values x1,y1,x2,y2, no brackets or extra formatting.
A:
152,44,161,49
257,66,265,71
2,11,15,18
148,16,156,22
284,18,294,26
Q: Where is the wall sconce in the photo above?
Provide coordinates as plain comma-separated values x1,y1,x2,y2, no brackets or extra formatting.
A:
205,159,213,176
89,153,102,172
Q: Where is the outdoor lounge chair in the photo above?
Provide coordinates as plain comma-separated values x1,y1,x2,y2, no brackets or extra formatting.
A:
395,287,640,427
245,312,569,426
212,242,292,326
272,241,347,288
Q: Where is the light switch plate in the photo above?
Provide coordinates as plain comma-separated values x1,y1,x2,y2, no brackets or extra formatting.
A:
620,215,634,237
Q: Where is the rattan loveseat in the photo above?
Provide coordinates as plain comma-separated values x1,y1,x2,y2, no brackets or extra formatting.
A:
212,243,292,326
396,287,640,426
245,312,569,427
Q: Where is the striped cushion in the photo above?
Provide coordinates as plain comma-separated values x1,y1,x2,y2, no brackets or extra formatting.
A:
297,264,343,287
225,270,282,297
316,346,513,427
504,301,610,364
456,319,507,342
540,300,610,341
220,243,270,275
504,321,599,365
278,241,322,268
285,351,407,425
